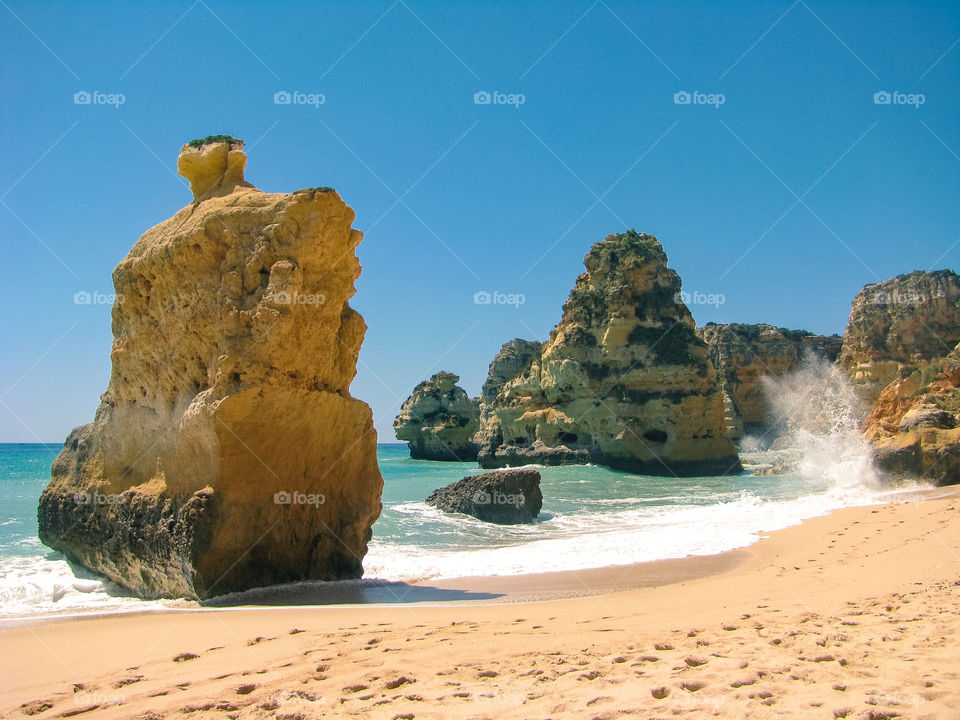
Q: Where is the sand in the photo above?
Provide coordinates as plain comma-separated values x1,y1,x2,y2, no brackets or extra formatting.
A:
1,488,958,719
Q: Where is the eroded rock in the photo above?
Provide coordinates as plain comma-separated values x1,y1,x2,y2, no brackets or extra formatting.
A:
38,138,383,599
425,468,542,524
393,372,480,461
839,270,960,405
697,323,843,437
477,231,741,476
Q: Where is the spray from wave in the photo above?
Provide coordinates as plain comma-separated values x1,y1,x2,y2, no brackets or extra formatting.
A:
755,352,880,496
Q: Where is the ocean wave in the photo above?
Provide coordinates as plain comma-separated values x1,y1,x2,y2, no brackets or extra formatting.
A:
0,555,166,619
363,485,897,583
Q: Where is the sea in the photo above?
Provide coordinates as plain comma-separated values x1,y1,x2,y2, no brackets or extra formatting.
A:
0,360,931,619
0,442,921,620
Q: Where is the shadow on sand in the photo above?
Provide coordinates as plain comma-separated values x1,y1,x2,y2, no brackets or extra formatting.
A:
201,578,503,607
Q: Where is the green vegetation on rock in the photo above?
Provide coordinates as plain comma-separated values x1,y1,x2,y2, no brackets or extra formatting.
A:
186,135,243,148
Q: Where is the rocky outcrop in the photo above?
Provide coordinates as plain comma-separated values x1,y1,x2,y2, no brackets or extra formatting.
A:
861,342,960,485
477,231,741,476
38,138,383,599
425,468,542,524
479,339,544,404
393,372,480,461
697,323,843,437
839,270,960,405
474,339,543,458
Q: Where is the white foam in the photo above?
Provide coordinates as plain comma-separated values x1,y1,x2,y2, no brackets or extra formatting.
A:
363,485,899,583
0,555,165,618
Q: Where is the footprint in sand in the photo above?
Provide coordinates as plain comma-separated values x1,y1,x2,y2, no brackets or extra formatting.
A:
650,686,670,699
384,676,415,690
172,653,199,663
19,700,53,716
114,675,144,687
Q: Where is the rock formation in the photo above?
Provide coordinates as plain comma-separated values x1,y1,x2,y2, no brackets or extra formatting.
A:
38,138,383,599
477,231,741,476
474,339,543,458
697,323,843,437
839,270,960,405
393,372,480,461
425,468,542,524
860,342,960,485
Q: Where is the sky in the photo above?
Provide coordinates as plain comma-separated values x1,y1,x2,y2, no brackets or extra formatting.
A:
1,0,958,444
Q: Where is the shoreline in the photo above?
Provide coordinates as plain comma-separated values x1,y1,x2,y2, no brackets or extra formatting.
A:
2,486,958,718
2,482,950,626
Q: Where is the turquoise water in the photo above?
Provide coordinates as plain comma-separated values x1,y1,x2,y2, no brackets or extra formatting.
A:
365,443,880,581
0,441,890,616
0,444,60,560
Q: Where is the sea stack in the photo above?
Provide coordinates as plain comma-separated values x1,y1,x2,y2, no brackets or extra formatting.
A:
393,371,480,461
38,137,383,599
477,231,741,476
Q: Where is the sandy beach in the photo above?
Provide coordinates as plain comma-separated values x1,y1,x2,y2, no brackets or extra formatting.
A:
1,488,957,719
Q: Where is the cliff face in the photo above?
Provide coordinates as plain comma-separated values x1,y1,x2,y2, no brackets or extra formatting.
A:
38,139,383,599
474,339,543,458
861,343,960,485
477,231,741,476
839,270,960,405
393,372,480,461
697,323,843,436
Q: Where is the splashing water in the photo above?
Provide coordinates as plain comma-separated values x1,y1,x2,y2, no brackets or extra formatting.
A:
759,352,880,496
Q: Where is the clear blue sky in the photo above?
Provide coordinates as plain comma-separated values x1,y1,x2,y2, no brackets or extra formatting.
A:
1,0,958,444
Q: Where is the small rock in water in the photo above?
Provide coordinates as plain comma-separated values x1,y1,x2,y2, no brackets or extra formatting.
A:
425,468,542,525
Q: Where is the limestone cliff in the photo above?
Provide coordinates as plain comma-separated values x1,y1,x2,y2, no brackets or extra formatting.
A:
697,323,842,437
477,231,741,476
474,339,543,458
393,372,480,461
839,270,960,405
38,138,383,599
861,343,960,485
